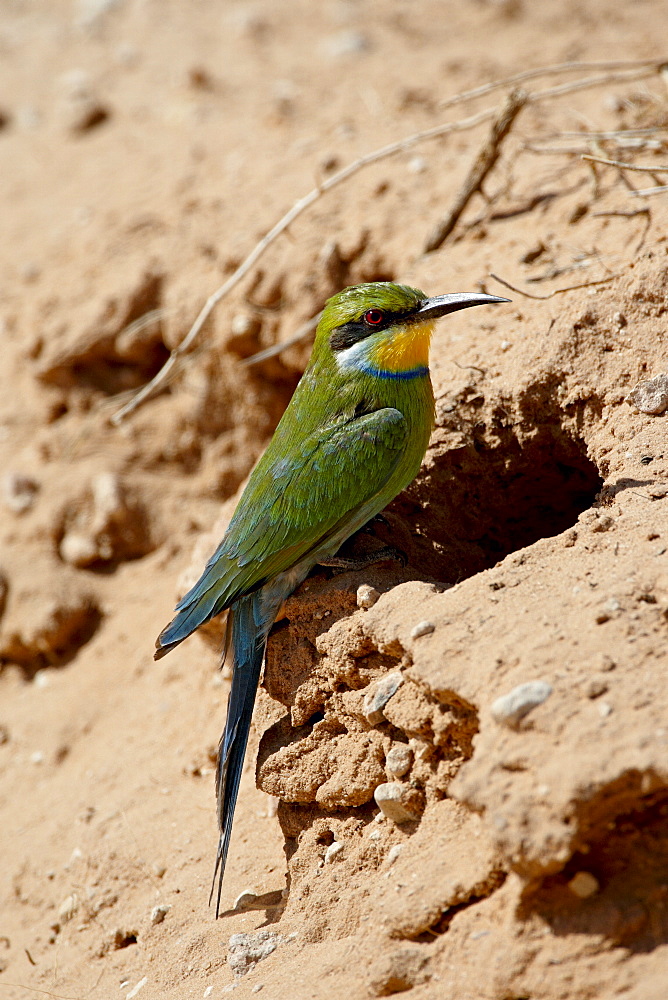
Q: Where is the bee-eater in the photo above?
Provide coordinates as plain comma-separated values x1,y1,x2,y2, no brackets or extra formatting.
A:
155,281,507,914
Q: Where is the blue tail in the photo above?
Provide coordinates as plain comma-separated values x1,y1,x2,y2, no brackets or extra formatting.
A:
210,591,273,917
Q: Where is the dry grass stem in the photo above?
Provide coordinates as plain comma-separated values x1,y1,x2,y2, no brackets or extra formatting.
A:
424,89,528,252
241,314,321,367
631,185,668,196
490,271,620,300
438,58,665,109
582,154,668,172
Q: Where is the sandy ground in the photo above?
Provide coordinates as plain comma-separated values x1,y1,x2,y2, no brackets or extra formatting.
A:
1,2,668,998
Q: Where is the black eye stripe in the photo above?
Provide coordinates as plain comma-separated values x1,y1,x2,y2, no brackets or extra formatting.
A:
329,308,415,352
329,320,369,352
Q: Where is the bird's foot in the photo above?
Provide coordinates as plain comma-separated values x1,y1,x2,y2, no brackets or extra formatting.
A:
358,512,391,535
319,545,407,573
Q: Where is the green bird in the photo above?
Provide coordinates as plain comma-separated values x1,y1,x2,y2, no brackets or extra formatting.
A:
155,281,507,914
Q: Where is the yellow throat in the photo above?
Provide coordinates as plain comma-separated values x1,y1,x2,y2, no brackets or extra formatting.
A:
367,319,435,373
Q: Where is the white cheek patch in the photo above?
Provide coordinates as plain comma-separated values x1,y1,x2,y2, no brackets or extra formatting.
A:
334,338,371,372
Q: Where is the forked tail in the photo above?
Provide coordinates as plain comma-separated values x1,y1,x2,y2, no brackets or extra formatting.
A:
210,591,269,917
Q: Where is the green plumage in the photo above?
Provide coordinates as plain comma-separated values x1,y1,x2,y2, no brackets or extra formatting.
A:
154,280,507,914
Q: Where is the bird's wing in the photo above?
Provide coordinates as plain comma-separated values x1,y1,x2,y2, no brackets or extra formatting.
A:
155,407,408,655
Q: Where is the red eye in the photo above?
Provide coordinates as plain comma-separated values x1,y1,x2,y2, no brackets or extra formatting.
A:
364,309,384,326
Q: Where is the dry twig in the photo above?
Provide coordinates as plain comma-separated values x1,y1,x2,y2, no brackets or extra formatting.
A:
490,271,619,301
582,153,668,172
424,89,528,252
240,314,320,367
631,185,668,197
438,58,665,109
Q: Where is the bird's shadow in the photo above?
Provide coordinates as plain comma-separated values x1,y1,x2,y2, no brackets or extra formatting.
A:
596,477,656,501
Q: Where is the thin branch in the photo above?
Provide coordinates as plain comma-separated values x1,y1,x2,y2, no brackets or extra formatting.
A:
523,143,599,156
524,67,663,105
592,208,651,217
240,313,320,367
582,153,668,172
424,88,528,252
438,58,665,109
540,127,668,139
116,308,164,340
631,185,668,196
490,271,620,300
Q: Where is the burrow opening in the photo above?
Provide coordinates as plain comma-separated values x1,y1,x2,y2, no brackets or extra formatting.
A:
385,417,603,585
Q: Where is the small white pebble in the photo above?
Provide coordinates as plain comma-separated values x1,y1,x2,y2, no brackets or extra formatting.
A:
626,373,668,415
385,744,413,778
58,893,80,923
252,986,264,994
65,847,83,868
150,904,170,925
324,841,343,863
491,681,553,729
363,672,403,724
385,844,403,866
598,701,613,718
410,620,435,639
568,871,599,898
367,829,381,841
407,155,427,174
231,312,257,336
203,987,214,998
33,670,51,688
374,782,419,824
357,584,380,609
500,340,511,351
30,751,44,765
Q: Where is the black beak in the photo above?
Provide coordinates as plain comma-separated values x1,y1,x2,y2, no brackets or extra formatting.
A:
417,292,510,321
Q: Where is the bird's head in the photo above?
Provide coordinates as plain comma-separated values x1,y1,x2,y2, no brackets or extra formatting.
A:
315,281,508,380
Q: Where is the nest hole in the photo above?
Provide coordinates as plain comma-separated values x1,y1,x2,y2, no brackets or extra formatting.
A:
390,421,603,584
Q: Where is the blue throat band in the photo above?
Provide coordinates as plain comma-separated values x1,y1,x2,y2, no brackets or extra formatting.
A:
359,362,429,381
